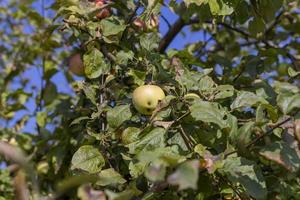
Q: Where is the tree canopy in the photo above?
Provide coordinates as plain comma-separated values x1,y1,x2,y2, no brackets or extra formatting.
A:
1,0,300,199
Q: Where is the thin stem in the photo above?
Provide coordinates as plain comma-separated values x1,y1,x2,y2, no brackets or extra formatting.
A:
225,109,300,157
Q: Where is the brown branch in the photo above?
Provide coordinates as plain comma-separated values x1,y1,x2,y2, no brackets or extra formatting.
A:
265,10,285,36
216,22,251,38
158,17,252,53
13,170,30,200
179,125,194,151
158,17,185,53
226,109,300,157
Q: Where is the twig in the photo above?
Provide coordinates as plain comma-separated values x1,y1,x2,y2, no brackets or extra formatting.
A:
158,17,185,53
225,109,300,157
158,16,252,53
216,22,250,38
161,14,171,29
265,10,285,36
218,174,248,200
179,125,194,151
120,1,140,41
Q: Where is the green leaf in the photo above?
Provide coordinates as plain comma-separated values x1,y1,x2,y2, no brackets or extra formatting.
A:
96,168,126,186
105,185,142,200
107,105,132,129
36,111,47,128
121,127,140,145
71,145,105,173
249,17,265,37
137,146,185,166
273,81,299,94
199,76,215,92
100,17,126,37
140,33,160,51
190,100,228,129
214,85,234,99
259,142,300,172
127,128,166,154
208,0,234,16
43,81,58,105
230,122,254,154
167,160,199,190
220,157,267,200
77,82,97,105
127,69,146,86
231,91,268,110
116,50,134,66
288,67,300,78
277,93,300,114
84,48,110,79
184,0,209,7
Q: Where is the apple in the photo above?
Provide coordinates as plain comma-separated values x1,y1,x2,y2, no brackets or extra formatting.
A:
121,127,140,145
183,93,200,101
132,85,165,115
95,0,111,20
68,53,84,76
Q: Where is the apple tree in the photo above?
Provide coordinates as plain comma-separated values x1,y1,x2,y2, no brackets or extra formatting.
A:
1,0,300,199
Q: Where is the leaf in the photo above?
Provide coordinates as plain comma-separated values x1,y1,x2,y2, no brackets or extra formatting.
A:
199,76,215,92
231,91,268,110
71,145,105,173
36,111,47,128
116,50,134,66
84,48,110,79
220,157,267,200
140,33,160,51
208,0,234,16
127,69,146,86
70,116,90,126
259,142,300,172
137,146,185,167
105,185,142,200
167,160,199,190
107,105,132,129
100,17,126,37
77,82,97,105
273,81,299,94
277,93,300,114
288,67,300,78
249,17,265,37
96,168,126,186
190,100,228,129
214,85,234,99
121,127,140,145
127,128,166,154
184,0,209,7
43,81,58,105
230,122,254,154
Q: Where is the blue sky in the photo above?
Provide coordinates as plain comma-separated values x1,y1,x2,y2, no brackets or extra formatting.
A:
3,1,204,134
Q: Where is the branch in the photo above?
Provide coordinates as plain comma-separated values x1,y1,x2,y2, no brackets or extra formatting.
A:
225,109,300,157
158,17,185,53
158,17,252,53
265,10,285,36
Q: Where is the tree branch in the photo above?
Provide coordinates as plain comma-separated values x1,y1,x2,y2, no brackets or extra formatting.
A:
158,17,251,53
225,109,300,157
158,17,185,53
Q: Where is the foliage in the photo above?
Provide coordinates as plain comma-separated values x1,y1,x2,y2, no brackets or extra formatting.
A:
1,0,300,199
